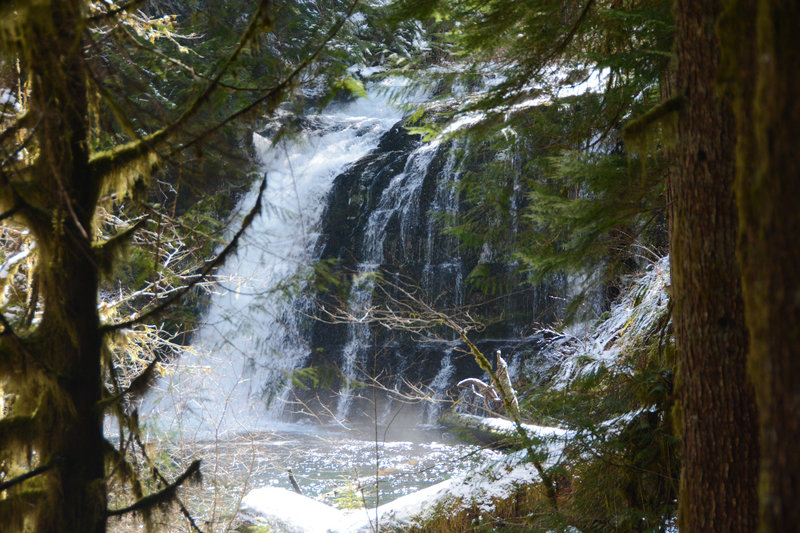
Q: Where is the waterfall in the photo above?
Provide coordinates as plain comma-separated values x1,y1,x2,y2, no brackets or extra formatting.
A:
143,85,402,438
421,140,464,308
143,77,567,436
333,270,375,420
303,114,567,425
419,348,455,425
331,141,441,420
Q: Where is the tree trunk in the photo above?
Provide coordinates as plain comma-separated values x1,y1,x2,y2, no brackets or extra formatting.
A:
725,0,800,529
671,0,759,530
24,1,107,531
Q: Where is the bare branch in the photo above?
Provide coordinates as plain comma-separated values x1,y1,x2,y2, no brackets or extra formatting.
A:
311,272,562,508
101,173,267,332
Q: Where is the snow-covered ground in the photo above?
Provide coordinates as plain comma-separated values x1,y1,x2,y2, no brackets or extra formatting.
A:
239,430,551,532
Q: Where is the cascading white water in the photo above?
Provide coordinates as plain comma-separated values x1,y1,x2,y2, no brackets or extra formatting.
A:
332,269,376,420
360,142,438,262
419,349,455,425
143,84,402,439
422,139,464,307
332,141,441,420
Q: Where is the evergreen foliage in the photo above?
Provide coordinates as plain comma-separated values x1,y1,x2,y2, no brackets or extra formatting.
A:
524,263,678,531
390,0,673,309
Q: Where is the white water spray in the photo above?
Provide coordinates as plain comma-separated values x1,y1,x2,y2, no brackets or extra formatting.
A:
143,85,403,439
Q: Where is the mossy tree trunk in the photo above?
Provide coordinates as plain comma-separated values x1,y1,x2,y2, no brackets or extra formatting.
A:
9,1,107,531
671,0,759,530
723,0,800,529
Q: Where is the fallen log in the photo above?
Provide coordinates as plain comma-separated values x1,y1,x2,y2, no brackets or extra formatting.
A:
441,411,573,449
441,411,521,448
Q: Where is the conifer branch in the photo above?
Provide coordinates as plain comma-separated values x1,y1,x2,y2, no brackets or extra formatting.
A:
94,215,149,251
0,204,21,222
106,460,201,517
0,125,41,211
103,439,144,501
0,119,40,170
116,24,263,93
85,62,141,143
0,311,29,356
98,356,160,410
0,413,37,451
100,173,267,332
119,356,159,399
0,311,58,378
89,0,360,182
0,489,44,528
174,0,362,155
130,434,205,533
463,0,597,110
544,0,595,71
0,111,33,147
93,215,149,273
622,93,686,146
88,0,273,180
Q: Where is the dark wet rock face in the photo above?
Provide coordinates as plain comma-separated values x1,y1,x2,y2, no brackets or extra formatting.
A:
291,120,564,423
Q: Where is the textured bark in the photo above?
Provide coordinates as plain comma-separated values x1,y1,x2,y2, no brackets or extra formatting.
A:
726,0,800,529
21,1,107,531
671,0,759,530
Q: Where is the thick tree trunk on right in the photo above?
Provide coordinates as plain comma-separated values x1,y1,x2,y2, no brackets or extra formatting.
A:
671,0,759,530
724,0,800,529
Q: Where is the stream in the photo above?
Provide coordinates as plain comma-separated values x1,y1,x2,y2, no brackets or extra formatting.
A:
164,423,500,520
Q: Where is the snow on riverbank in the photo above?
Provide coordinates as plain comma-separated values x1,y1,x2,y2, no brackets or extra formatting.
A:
238,427,557,532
